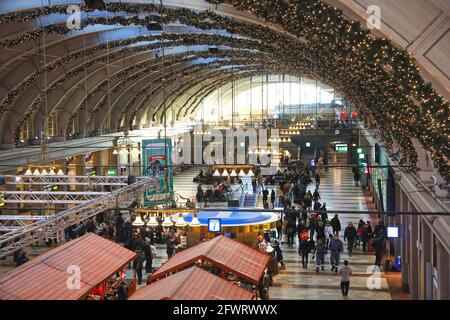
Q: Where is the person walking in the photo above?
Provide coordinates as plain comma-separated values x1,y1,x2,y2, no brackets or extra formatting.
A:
262,188,269,208
166,236,175,258
312,188,321,202
133,249,145,285
299,238,311,269
304,190,313,210
331,214,342,236
329,234,344,272
315,172,321,188
313,238,327,273
272,240,285,269
270,189,276,209
354,170,361,187
344,222,357,256
143,239,153,274
340,260,352,299
252,177,257,194
360,224,369,252
373,236,385,268
286,221,296,248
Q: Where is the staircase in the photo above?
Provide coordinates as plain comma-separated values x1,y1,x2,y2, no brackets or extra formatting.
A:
243,193,257,207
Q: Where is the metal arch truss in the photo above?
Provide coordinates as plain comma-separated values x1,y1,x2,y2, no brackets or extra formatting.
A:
2,175,134,186
0,178,158,259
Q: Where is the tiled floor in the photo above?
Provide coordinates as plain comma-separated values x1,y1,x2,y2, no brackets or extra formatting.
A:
270,168,392,300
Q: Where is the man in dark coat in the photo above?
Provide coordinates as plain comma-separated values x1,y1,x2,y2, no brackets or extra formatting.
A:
344,222,358,256
331,214,342,235
373,237,385,268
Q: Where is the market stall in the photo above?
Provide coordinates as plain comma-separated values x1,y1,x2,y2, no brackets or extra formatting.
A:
0,233,136,300
130,266,254,300
150,235,270,288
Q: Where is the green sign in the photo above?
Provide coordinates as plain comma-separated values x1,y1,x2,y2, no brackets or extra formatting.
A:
359,153,365,159
337,146,348,153
357,148,363,154
305,142,311,147
107,169,117,176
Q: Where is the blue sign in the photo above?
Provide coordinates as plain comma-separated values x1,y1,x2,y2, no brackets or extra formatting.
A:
208,218,222,233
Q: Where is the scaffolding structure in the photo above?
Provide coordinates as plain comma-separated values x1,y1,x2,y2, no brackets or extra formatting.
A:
0,178,157,259
1,175,137,186
1,191,110,204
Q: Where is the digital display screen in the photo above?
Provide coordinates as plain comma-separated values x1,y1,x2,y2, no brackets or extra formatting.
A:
387,226,399,238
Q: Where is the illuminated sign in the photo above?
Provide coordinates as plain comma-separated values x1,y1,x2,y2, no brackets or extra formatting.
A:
387,226,399,238
208,218,222,233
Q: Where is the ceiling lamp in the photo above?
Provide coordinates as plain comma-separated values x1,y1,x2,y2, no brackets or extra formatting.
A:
132,214,145,227
33,169,41,176
213,169,221,176
248,149,253,155
175,213,187,227
221,170,229,177
230,169,238,177
247,169,255,177
162,214,174,227
24,169,32,175
238,170,246,177
189,213,201,227
56,169,64,176
113,149,119,155
254,149,259,155
260,149,266,155
146,214,159,227
49,169,56,175
288,138,292,142
41,169,49,175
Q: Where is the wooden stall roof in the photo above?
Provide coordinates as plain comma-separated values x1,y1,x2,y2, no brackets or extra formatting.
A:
0,233,136,300
150,235,270,284
130,266,253,300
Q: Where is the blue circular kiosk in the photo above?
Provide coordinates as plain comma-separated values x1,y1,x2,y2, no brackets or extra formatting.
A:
171,209,280,247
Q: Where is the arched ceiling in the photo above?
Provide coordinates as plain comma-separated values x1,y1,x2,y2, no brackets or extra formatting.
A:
0,0,448,179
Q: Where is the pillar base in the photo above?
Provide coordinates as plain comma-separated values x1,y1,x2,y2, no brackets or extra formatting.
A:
0,144,15,150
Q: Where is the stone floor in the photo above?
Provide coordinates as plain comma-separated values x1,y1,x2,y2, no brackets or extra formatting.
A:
270,168,392,300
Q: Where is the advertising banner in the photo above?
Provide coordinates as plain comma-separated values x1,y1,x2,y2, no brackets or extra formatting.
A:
142,138,173,206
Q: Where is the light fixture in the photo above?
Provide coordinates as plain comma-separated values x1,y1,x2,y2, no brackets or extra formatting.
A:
221,170,229,177
49,169,56,175
113,149,119,155
213,169,221,176
230,169,238,177
41,169,48,175
260,149,266,155
56,169,64,176
132,214,145,227
24,169,32,175
15,176,22,182
248,149,253,155
33,169,41,176
146,214,159,227
247,169,255,177
238,170,246,177
288,138,292,142
175,213,187,227
189,213,201,227
254,149,259,155
162,214,174,227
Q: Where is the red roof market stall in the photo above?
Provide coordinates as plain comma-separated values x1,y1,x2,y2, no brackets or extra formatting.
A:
0,233,136,300
130,266,254,300
150,235,270,286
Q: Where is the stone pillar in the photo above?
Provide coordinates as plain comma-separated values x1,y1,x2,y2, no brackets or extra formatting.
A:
74,155,85,191
436,241,450,300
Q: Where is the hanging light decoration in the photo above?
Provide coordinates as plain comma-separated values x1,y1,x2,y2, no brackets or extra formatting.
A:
146,213,159,227
24,169,32,175
260,149,266,155
254,149,259,155
33,169,41,176
248,149,254,155
221,170,229,177
230,169,238,177
56,169,64,176
113,149,119,155
175,213,187,227
162,214,174,227
189,213,201,227
132,214,145,226
238,170,246,177
41,169,48,175
213,169,221,176
49,168,56,175
247,169,255,177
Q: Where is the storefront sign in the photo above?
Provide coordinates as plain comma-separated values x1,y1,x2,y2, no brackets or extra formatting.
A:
208,218,222,233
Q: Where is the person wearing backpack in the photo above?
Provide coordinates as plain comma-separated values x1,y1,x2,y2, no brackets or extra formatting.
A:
344,222,358,256
133,249,145,285
299,238,311,269
313,238,327,273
